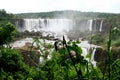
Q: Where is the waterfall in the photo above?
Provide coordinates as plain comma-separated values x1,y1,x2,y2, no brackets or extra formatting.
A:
78,40,97,66
14,18,105,67
15,18,107,33
18,18,74,35
16,18,95,33
23,19,47,32
99,20,103,32
11,37,97,66
89,19,93,31
91,47,96,66
41,19,73,33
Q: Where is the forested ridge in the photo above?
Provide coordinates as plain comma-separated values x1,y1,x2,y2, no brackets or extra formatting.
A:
16,10,120,19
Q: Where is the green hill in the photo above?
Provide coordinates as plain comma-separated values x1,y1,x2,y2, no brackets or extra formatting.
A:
16,10,120,19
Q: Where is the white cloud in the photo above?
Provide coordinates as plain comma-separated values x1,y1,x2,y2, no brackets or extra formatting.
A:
0,0,120,13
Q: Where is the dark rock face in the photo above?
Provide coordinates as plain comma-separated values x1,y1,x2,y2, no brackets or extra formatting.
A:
94,47,120,65
15,43,40,67
13,19,25,31
17,49,39,67
102,20,110,33
92,19,110,33
94,47,107,62
73,19,89,31
92,19,101,32
94,47,120,71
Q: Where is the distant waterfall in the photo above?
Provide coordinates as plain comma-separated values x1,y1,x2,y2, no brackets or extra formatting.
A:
78,41,97,66
42,19,73,33
14,18,102,66
91,47,96,66
17,19,73,34
15,18,106,34
99,20,103,32
89,19,93,31
23,19,46,31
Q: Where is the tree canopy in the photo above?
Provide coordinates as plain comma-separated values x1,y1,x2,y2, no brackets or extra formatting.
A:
0,22,16,46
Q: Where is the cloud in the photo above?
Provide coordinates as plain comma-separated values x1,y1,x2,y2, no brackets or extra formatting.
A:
0,0,120,13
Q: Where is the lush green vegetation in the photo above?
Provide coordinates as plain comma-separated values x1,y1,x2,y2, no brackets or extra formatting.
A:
0,22,16,46
90,17,120,47
1,9,120,80
0,9,15,20
16,10,120,19
1,21,120,80
0,9,17,25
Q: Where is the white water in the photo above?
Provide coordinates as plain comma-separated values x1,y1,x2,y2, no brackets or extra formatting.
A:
41,19,73,33
11,38,55,48
99,20,103,32
11,37,97,66
23,19,45,31
16,18,103,35
14,18,104,66
18,19,73,35
11,38,33,48
91,47,97,66
89,19,93,31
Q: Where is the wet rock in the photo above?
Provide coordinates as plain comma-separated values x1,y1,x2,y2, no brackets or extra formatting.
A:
17,49,40,67
14,42,40,67
94,47,107,62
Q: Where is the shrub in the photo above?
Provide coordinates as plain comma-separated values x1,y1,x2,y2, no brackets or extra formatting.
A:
0,22,16,46
0,48,42,80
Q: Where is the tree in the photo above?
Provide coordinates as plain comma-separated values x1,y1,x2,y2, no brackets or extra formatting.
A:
0,22,16,46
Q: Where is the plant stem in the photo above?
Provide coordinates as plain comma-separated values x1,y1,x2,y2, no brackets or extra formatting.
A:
107,24,112,80
63,36,81,79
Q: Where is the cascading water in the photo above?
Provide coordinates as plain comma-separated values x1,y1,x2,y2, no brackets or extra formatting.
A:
78,40,97,66
71,19,91,31
23,19,46,31
41,19,73,35
15,18,104,66
18,18,74,35
11,37,97,66
91,47,97,66
16,18,104,33
89,19,93,32
99,20,103,32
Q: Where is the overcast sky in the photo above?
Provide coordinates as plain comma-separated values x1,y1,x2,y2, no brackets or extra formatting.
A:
0,0,120,13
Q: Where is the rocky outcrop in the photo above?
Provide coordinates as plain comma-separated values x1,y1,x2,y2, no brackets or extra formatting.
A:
94,47,120,62
94,47,107,63
14,42,40,67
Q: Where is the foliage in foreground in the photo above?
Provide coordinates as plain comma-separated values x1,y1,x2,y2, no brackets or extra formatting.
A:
0,22,16,46
0,17,120,80
41,38,102,80
0,22,41,80
35,17,120,80
0,48,42,80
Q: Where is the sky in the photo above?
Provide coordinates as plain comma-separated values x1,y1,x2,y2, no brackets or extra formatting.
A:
0,0,120,13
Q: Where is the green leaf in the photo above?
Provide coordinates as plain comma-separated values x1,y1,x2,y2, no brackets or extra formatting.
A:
86,53,92,58
58,48,66,54
75,40,80,44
